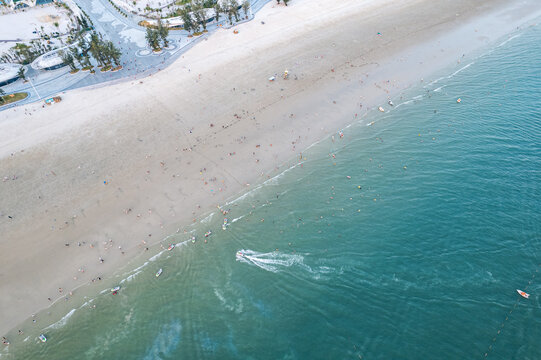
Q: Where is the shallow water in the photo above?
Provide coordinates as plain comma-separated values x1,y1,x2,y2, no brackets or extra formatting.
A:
3,22,541,360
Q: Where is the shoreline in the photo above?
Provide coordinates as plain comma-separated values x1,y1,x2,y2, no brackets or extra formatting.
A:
1,0,541,341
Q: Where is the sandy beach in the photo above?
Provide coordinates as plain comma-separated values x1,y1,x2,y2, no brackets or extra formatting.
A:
1,0,540,338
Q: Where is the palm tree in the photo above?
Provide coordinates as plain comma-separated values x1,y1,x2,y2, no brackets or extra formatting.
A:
229,0,240,22
60,51,77,71
180,9,194,34
106,41,122,66
69,46,83,67
283,0,289,5
145,27,160,51
89,33,105,66
17,66,26,81
192,2,208,31
227,7,233,25
214,3,221,22
242,0,250,18
157,19,169,47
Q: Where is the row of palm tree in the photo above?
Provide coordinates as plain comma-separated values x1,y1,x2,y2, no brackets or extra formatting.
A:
179,0,250,34
0,41,51,65
214,0,246,26
61,32,122,72
145,20,170,51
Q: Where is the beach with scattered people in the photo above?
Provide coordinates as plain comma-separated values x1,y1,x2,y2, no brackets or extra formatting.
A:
1,0,541,355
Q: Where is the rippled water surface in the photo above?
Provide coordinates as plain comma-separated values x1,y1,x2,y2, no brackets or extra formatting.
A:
4,23,541,360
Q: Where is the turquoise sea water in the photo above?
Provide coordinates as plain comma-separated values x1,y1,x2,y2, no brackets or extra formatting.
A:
4,23,541,360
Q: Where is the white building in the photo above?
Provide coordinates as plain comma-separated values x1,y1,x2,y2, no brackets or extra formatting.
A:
0,62,22,86
1,0,39,10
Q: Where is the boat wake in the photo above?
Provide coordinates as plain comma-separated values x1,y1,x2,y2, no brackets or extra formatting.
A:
236,250,333,278
236,250,310,273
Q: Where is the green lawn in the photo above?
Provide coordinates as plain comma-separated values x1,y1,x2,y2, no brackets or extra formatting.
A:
0,92,28,106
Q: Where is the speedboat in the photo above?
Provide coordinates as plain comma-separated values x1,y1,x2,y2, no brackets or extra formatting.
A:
205,231,212,237
167,244,175,251
517,289,530,299
111,286,121,293
39,334,47,343
236,251,244,258
156,268,163,277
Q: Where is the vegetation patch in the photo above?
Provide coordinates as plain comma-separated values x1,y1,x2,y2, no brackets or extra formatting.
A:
145,19,170,51
70,69,80,74
101,65,112,72
82,66,93,71
112,65,123,72
0,92,28,106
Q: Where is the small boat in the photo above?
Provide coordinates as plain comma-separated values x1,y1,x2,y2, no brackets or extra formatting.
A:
167,244,175,251
205,231,212,237
111,286,120,293
388,100,394,106
236,251,244,258
191,236,196,243
378,106,385,112
222,218,228,230
39,334,47,343
517,289,530,299
156,268,163,277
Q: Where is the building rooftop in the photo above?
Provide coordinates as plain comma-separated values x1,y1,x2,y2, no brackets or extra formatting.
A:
0,62,22,84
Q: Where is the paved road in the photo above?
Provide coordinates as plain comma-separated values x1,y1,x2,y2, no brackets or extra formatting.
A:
0,0,270,110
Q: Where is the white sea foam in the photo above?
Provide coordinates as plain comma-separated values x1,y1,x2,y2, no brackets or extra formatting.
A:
44,308,76,330
497,34,521,48
433,85,446,92
428,62,475,86
213,288,243,313
394,99,415,108
231,215,246,223
236,249,309,274
149,250,166,262
120,270,142,284
142,320,182,360
200,212,215,223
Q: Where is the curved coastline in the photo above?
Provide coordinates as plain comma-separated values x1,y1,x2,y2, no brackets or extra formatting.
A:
0,0,540,346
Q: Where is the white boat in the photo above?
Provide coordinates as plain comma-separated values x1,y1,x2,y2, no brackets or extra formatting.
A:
111,286,120,293
156,268,163,277
39,334,47,343
167,244,175,251
517,289,530,299
205,231,212,237
222,218,228,230
191,236,196,243
236,251,244,258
